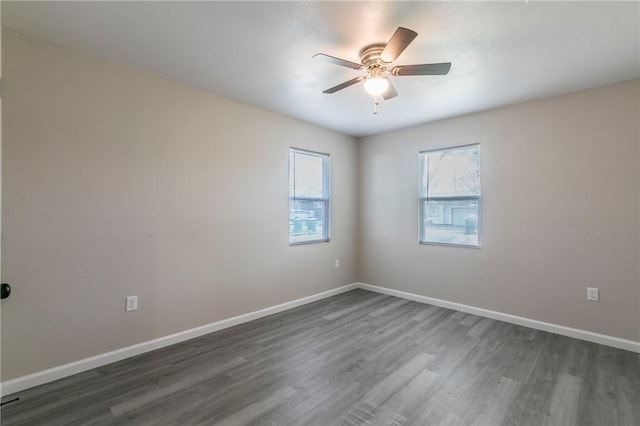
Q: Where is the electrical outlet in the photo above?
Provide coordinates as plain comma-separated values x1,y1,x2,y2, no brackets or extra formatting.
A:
334,259,340,269
126,295,138,311
587,287,599,302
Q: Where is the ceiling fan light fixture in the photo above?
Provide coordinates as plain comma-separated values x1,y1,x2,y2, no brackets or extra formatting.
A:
314,27,451,105
363,68,389,97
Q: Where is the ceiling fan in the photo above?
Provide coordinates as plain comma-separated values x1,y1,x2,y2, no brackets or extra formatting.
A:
314,27,451,112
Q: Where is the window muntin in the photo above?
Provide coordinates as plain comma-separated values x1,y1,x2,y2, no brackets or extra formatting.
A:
419,144,481,247
289,148,329,244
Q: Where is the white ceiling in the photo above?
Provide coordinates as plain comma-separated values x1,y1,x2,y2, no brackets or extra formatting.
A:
3,1,639,137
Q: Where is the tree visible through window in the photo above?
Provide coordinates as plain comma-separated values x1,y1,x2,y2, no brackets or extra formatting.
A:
419,144,481,247
289,148,330,244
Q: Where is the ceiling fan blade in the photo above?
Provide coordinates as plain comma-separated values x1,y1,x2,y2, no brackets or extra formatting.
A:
322,76,366,94
380,27,418,63
382,79,398,100
391,63,452,76
313,53,363,70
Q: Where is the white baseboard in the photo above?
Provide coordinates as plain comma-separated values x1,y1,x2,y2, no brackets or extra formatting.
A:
1,283,357,396
355,282,640,354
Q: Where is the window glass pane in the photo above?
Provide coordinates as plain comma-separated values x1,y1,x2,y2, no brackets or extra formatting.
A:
422,199,479,246
421,145,480,197
292,151,324,199
420,144,480,247
289,199,326,244
289,148,329,244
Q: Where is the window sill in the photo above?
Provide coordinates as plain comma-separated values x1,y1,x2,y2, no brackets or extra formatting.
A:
419,241,481,249
289,239,330,246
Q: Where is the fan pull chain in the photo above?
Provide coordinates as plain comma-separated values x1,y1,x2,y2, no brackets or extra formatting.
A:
373,97,380,115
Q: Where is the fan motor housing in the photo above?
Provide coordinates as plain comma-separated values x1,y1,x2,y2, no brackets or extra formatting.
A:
359,44,387,66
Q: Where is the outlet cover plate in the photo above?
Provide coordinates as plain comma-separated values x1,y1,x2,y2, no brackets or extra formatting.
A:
126,295,138,311
587,287,599,302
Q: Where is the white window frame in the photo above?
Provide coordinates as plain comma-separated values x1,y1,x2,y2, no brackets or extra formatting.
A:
289,148,330,245
419,143,481,248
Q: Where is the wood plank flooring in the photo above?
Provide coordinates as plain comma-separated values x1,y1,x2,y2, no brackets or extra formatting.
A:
2,289,639,425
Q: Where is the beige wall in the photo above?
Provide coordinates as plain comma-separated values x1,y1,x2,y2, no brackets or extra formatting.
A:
0,9,3,385
1,30,358,380
358,79,640,342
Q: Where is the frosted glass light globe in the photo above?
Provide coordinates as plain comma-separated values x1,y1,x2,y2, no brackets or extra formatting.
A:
364,77,389,97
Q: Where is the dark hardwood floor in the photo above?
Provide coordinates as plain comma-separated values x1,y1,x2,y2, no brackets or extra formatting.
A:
2,289,639,425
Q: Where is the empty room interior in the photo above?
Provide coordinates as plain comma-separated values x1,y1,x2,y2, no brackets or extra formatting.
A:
0,1,639,425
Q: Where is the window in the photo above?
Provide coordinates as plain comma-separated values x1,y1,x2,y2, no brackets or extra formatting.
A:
419,144,481,247
289,148,330,244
